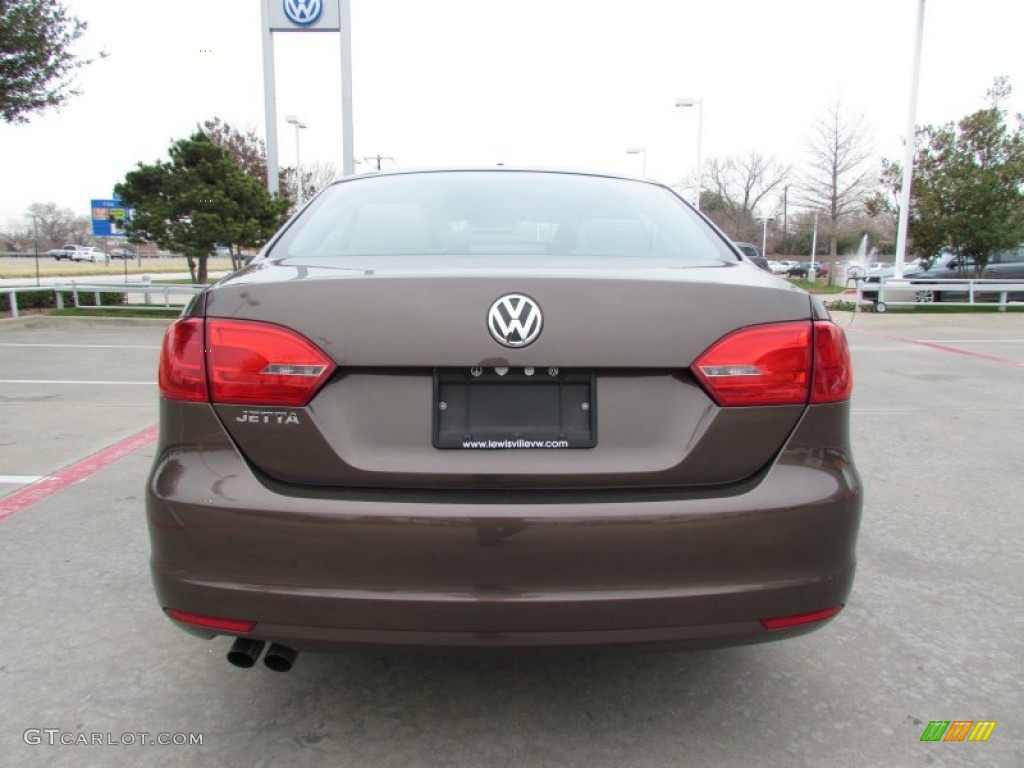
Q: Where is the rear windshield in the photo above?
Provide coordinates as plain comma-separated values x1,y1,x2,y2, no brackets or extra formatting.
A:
268,171,737,264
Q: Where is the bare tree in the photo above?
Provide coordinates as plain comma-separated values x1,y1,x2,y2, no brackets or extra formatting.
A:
200,117,267,183
281,160,338,207
800,101,875,257
22,202,88,246
699,152,790,244
305,160,338,197
201,116,338,214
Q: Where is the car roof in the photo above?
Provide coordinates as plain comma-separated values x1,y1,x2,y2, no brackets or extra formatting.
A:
327,167,675,190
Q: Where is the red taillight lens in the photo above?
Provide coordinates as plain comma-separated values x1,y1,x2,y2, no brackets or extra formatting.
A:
206,319,335,406
158,318,208,402
760,605,842,630
159,318,336,406
692,320,853,407
811,322,853,403
164,607,256,634
693,322,812,406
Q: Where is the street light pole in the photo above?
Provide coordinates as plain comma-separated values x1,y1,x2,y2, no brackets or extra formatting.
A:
285,115,307,206
675,98,704,209
810,211,819,273
894,0,927,279
758,215,774,258
782,185,790,256
32,215,40,287
626,147,647,177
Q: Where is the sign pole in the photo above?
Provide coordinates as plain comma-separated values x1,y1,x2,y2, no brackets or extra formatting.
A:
262,0,353,189
339,0,354,176
261,1,280,195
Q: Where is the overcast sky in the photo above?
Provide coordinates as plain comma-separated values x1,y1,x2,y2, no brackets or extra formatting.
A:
3,0,1023,228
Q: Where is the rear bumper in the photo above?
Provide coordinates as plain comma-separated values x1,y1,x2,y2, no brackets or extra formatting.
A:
147,402,862,652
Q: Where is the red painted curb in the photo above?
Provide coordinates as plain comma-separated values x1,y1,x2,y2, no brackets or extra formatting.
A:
0,424,158,522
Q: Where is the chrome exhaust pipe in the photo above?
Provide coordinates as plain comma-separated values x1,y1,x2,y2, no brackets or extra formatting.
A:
226,638,265,668
263,643,298,672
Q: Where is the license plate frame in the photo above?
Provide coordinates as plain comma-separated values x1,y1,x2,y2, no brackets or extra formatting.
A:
433,367,596,449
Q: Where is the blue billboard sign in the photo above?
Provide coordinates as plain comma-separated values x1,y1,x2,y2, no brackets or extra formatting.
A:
91,199,129,237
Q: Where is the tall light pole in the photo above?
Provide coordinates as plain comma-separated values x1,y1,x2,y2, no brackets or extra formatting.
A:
782,185,790,256
285,115,307,206
31,214,40,286
894,0,927,279
810,211,819,272
626,147,647,177
758,215,774,258
675,98,704,209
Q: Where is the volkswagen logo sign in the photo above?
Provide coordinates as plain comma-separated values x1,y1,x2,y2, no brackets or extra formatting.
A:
488,294,543,348
283,0,324,26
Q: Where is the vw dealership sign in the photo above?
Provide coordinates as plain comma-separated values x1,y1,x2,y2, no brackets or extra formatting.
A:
265,0,339,30
261,0,353,192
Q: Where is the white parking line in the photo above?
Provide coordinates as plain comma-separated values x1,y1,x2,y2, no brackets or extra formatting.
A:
918,339,1024,344
0,343,159,349
0,380,155,385
0,476,44,484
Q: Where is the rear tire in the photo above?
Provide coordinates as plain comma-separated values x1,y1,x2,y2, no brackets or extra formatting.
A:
915,289,935,303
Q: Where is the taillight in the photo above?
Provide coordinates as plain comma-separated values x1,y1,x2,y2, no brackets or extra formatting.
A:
206,319,335,406
158,318,336,407
693,320,852,407
158,318,207,402
693,322,812,406
811,322,853,403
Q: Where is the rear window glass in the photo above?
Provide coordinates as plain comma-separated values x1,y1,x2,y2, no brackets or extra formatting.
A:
269,171,736,264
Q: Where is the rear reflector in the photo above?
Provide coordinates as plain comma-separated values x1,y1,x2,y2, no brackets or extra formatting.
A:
693,320,852,407
760,605,843,630
163,608,256,634
158,318,336,407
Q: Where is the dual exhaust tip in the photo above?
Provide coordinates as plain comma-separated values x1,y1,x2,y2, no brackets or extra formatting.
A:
226,638,297,672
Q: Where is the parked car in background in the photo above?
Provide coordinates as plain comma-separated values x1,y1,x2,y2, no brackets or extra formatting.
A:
786,261,829,279
70,247,103,262
47,244,86,260
109,247,137,260
733,241,771,272
148,169,861,666
910,247,1024,302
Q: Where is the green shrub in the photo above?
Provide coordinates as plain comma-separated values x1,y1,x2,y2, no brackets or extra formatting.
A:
1,289,126,314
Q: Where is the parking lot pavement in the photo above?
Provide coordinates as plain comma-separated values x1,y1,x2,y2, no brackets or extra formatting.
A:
1,313,1022,767
0,317,166,489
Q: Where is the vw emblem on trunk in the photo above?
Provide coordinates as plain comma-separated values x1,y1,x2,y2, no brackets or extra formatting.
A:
488,294,543,348
283,0,323,26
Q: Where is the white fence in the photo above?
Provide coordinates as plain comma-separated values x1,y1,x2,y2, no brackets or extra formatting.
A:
3,281,207,319
859,278,1024,312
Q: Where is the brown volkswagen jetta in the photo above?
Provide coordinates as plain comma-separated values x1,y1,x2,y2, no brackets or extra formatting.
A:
148,170,861,670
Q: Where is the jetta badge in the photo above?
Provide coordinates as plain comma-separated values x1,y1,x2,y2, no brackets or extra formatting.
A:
487,294,543,348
